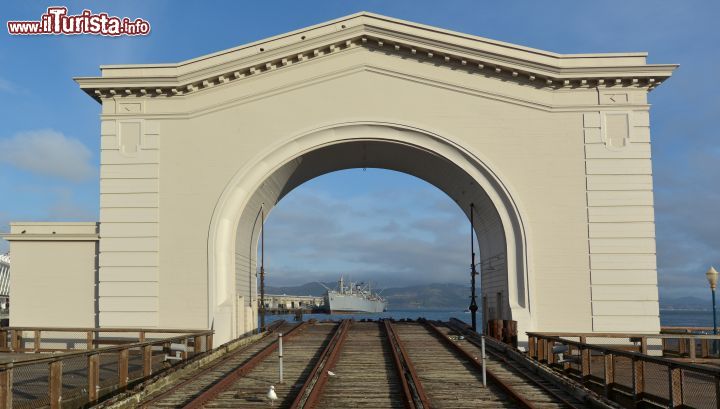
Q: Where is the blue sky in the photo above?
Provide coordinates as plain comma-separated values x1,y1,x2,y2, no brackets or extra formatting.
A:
0,1,718,299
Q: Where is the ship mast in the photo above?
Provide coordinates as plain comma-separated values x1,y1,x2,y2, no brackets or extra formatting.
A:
469,203,479,332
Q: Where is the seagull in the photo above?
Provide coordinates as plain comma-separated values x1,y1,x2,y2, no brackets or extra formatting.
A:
267,385,278,406
327,370,336,376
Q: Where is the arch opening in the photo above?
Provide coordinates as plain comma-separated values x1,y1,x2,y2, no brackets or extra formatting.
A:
208,124,532,343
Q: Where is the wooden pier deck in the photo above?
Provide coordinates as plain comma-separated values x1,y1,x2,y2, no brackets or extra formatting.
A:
125,320,596,409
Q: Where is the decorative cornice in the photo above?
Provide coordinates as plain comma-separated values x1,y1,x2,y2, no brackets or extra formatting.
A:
75,15,677,103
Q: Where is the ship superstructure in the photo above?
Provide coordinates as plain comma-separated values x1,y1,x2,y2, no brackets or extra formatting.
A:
324,275,387,313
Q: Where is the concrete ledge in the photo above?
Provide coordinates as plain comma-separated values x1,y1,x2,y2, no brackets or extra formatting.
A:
3,222,99,241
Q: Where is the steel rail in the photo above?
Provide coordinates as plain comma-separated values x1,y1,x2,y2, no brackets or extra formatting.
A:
424,320,538,409
153,322,307,408
384,320,432,409
289,319,353,409
446,318,584,409
136,320,289,409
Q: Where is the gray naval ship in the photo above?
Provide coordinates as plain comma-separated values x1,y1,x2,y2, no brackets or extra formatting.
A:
323,275,387,313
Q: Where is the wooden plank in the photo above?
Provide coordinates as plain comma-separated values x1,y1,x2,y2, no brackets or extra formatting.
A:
590,254,657,270
632,357,644,407
669,366,683,407
528,336,536,359
586,158,652,175
589,222,655,239
587,191,654,207
0,368,12,409
10,331,19,352
589,238,656,254
88,354,99,402
119,349,129,388
641,337,648,355
194,336,203,354
604,353,614,398
34,330,40,353
143,345,152,377
49,360,62,409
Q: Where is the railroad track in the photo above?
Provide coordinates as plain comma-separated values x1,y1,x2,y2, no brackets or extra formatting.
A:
138,320,299,408
140,320,345,408
392,321,524,408
440,319,592,409
287,320,430,409
295,321,418,409
136,319,594,409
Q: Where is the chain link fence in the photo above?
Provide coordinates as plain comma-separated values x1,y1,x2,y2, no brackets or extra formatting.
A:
528,332,720,409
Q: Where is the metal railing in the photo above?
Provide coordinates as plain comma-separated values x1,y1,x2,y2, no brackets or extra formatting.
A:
0,327,213,409
527,332,720,408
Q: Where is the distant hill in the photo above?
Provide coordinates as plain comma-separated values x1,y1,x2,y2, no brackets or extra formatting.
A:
266,283,711,311
266,281,470,310
660,295,710,311
266,282,332,297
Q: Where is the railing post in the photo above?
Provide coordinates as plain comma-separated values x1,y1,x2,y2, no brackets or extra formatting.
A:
632,356,644,407
88,353,99,403
194,336,202,354
661,338,668,356
0,329,7,352
12,331,21,352
86,331,94,350
139,331,145,342
581,347,591,382
34,330,40,353
689,338,697,360
181,338,188,360
563,344,572,371
679,338,687,356
702,339,710,358
604,352,614,398
528,335,536,359
143,345,153,377
118,348,129,388
669,366,682,408
206,334,213,351
0,365,13,409
538,338,546,362
640,337,648,355
546,340,555,365
49,360,62,409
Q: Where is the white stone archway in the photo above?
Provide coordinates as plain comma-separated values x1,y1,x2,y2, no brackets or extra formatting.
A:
207,122,534,342
7,12,673,341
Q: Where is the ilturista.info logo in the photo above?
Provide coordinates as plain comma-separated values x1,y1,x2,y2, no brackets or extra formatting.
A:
7,7,151,36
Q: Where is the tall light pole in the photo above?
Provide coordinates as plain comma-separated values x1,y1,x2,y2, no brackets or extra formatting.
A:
469,203,479,332
707,266,719,335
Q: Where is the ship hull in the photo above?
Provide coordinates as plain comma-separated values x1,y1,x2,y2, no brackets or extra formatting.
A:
327,293,386,313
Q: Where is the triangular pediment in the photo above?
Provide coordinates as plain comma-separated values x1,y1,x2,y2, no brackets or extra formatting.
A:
75,12,677,101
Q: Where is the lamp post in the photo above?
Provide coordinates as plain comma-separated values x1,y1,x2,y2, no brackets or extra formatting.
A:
707,266,719,335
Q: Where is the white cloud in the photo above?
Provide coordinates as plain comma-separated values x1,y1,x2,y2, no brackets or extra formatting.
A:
0,129,96,182
0,78,14,93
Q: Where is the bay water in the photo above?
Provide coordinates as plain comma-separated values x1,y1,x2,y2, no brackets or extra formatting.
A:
266,309,717,329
